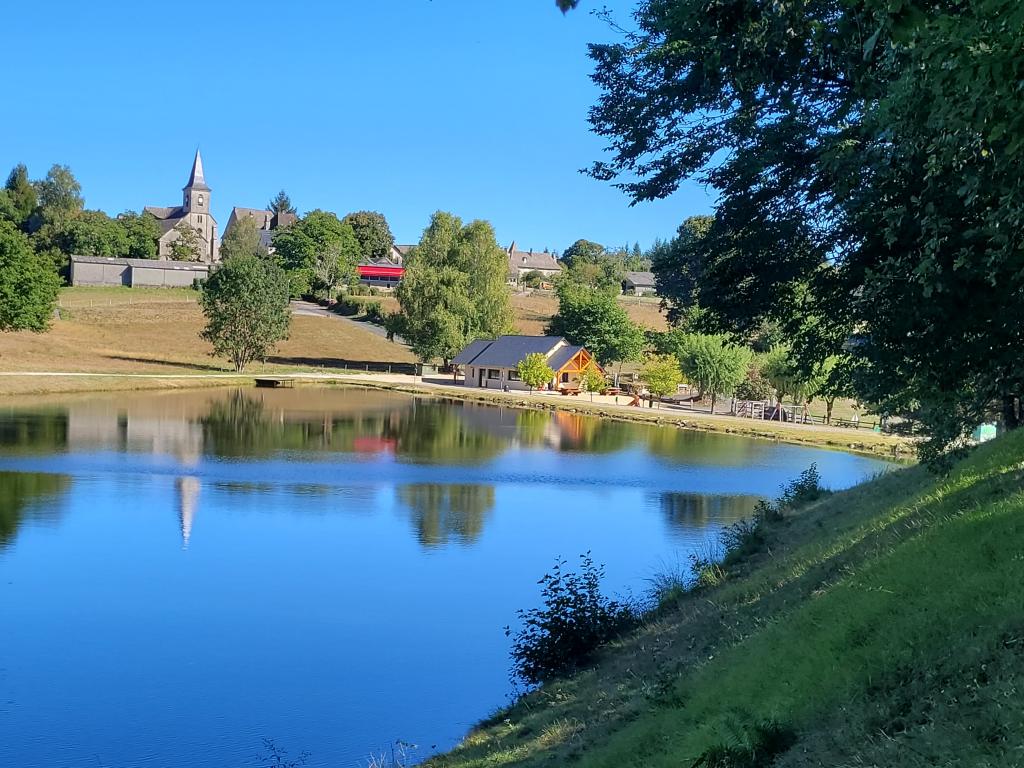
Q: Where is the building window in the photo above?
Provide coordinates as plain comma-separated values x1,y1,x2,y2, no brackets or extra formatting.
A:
561,372,570,383
508,370,521,381
198,194,204,206
488,369,500,380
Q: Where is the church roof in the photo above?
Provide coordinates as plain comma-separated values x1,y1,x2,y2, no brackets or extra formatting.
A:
143,205,182,221
183,149,210,191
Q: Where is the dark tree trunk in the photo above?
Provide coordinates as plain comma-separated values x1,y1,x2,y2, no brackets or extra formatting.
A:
1004,394,1020,431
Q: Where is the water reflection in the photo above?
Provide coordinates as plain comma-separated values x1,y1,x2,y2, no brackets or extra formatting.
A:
0,470,70,549
659,492,761,531
397,484,496,546
177,476,201,549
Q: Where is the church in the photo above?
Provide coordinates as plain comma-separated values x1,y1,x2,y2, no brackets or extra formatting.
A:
144,150,220,262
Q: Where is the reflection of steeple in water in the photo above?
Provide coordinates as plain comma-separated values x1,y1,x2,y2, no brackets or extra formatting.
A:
177,476,201,549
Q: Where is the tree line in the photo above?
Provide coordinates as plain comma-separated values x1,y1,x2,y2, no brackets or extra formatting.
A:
560,0,1024,465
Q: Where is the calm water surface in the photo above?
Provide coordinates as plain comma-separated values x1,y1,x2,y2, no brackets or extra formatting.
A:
0,387,891,767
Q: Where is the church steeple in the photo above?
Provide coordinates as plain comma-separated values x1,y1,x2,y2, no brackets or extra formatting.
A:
182,149,210,212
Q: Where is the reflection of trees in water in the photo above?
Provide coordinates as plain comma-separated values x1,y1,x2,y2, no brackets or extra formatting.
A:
0,411,68,454
198,391,389,457
397,484,496,547
658,493,761,530
0,471,71,549
384,402,506,465
513,409,636,454
645,426,765,467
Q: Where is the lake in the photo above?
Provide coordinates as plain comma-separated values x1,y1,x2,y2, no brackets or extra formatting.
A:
0,387,890,767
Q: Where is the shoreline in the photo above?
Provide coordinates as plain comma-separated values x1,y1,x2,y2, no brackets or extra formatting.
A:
0,371,914,459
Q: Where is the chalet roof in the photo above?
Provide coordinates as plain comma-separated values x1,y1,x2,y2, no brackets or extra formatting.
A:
508,250,561,272
624,271,656,288
183,149,210,191
454,335,567,368
546,344,585,372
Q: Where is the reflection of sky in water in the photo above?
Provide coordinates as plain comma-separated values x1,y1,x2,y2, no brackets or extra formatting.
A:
0,389,892,768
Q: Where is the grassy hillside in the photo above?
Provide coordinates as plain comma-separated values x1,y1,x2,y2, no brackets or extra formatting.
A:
0,287,415,394
428,431,1024,767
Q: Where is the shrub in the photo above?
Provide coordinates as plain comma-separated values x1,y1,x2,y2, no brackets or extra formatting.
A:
364,300,384,324
691,720,797,768
335,298,360,316
647,560,689,610
507,554,637,685
778,462,823,509
735,362,774,401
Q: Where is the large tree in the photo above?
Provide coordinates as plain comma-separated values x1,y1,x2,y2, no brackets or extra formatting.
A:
577,0,1024,463
396,211,513,364
58,210,129,258
547,281,646,372
0,221,60,332
200,252,291,372
341,211,395,263
669,333,751,414
33,164,83,223
117,211,161,260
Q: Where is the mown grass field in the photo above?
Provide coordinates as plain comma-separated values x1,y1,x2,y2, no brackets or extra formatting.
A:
0,287,415,395
426,432,1024,767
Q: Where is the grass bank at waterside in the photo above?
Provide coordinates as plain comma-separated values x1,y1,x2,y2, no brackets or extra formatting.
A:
427,431,1024,768
334,378,913,460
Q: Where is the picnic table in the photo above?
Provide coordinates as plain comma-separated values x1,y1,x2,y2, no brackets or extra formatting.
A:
559,387,582,396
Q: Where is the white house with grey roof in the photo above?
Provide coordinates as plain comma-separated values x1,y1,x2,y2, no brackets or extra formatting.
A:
453,335,602,391
144,150,219,263
622,271,657,296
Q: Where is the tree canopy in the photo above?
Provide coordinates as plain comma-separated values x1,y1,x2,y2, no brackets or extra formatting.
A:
267,190,296,216
396,211,513,364
669,333,751,413
517,353,555,391
220,217,267,262
578,0,1024,462
547,281,645,367
200,252,291,372
0,221,60,332
271,210,360,298
341,211,395,263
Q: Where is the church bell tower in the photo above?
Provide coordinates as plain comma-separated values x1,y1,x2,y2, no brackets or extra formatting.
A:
182,149,211,214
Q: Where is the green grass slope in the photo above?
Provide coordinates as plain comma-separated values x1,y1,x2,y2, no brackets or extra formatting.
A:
428,431,1024,768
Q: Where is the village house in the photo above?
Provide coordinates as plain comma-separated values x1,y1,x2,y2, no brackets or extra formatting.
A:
223,206,298,253
453,335,601,391
622,270,657,296
144,150,220,263
506,242,562,283
357,244,411,288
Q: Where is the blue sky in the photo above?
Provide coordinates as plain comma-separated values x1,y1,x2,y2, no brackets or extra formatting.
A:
3,1,713,252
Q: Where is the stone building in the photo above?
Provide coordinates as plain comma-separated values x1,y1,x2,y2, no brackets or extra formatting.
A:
144,150,219,263
506,242,562,282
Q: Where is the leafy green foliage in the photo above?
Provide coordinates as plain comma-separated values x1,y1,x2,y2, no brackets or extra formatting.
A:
396,211,513,363
220,216,267,262
58,210,129,258
267,190,296,216
272,210,359,298
548,281,645,366
507,554,637,685
670,333,751,412
583,0,1024,462
117,211,161,260
649,215,713,325
341,210,395,263
0,221,60,332
640,353,684,401
200,252,290,371
517,352,555,391
169,222,203,262
4,164,36,227
580,365,607,398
